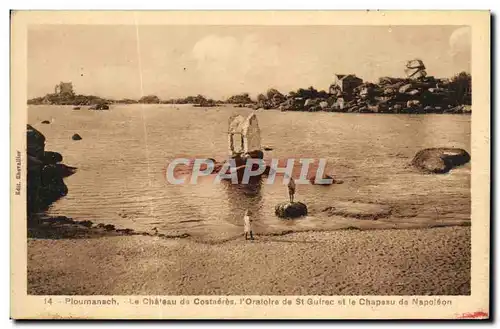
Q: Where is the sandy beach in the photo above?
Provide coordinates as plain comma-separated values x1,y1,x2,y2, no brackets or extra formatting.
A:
28,226,470,296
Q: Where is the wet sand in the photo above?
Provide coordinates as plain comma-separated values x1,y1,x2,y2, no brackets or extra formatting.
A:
28,226,470,295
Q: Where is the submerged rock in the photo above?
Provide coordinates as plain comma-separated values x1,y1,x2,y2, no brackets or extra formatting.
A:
79,220,93,228
104,224,115,231
27,124,45,159
411,148,470,174
322,201,391,220
245,149,264,159
275,202,308,219
90,104,110,110
27,125,76,216
72,134,82,141
41,120,50,124
309,174,335,185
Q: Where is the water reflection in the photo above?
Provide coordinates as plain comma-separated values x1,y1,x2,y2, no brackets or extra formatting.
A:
221,176,264,226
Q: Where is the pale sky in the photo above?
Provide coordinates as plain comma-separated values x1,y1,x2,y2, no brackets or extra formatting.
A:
28,25,471,100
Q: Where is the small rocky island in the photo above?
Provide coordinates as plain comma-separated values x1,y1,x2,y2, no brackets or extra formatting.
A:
275,202,308,219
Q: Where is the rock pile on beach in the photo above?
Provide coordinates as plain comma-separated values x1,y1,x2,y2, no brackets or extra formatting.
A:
27,124,76,217
329,76,472,114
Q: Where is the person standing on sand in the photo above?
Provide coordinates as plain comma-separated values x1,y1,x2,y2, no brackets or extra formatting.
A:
244,210,254,240
288,176,296,203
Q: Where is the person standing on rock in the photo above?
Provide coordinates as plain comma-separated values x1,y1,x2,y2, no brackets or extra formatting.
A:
244,209,254,240
288,176,296,203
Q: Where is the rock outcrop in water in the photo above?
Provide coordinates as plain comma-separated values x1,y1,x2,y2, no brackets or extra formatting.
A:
41,151,63,165
89,104,109,110
221,113,269,183
72,134,82,140
411,148,470,174
227,113,262,158
275,202,308,219
27,124,76,217
309,174,336,185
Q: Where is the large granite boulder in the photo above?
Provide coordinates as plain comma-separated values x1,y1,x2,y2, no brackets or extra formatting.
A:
41,164,69,202
41,151,63,165
411,148,470,174
319,101,329,109
399,83,413,94
275,202,308,219
27,124,45,159
27,125,75,216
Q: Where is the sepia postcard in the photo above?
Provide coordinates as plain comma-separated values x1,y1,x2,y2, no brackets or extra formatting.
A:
10,10,490,320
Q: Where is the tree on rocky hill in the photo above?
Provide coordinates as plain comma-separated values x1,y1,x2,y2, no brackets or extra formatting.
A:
139,95,160,104
266,88,283,100
256,93,267,102
226,93,253,104
449,72,471,105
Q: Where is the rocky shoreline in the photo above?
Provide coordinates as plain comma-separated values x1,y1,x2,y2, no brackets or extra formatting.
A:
250,74,471,114
27,124,77,217
28,68,471,115
25,124,184,240
28,214,192,240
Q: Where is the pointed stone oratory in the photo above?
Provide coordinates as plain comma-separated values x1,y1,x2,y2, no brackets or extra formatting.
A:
227,113,262,159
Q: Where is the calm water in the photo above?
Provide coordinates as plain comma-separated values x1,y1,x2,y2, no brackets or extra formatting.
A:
28,105,471,240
